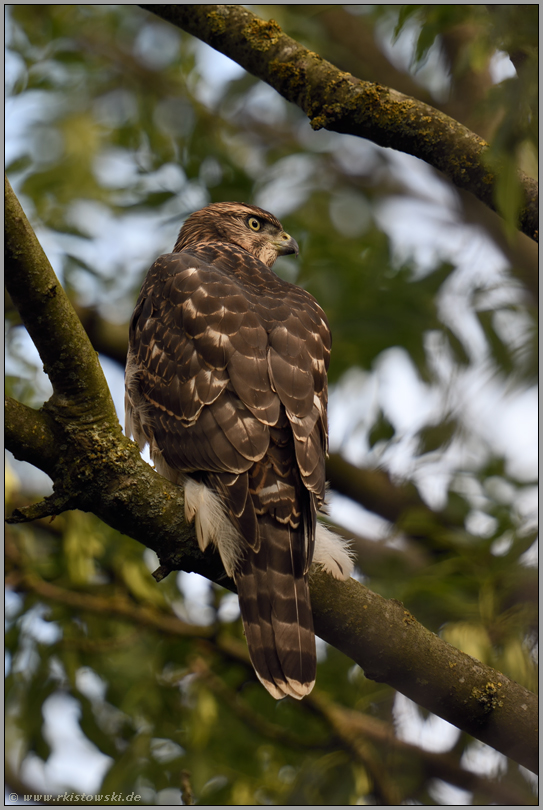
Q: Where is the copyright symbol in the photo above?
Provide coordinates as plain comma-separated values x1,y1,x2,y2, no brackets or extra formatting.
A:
9,794,18,802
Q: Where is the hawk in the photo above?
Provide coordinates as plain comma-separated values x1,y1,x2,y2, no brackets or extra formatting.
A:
125,202,353,699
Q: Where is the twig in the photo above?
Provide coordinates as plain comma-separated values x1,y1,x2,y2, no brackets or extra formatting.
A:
180,770,194,806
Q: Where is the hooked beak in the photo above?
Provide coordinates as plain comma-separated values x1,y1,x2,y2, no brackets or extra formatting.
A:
274,231,299,257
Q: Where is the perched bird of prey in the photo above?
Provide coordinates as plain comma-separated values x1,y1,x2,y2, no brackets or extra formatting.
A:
125,201,353,699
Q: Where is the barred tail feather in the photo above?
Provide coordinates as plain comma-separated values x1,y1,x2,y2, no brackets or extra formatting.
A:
180,479,346,699
235,518,316,700
268,521,316,697
235,556,289,700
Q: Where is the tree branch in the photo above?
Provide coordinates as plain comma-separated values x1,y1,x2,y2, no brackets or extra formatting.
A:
327,452,432,525
5,396,59,477
310,569,538,774
326,452,469,556
5,176,117,422
5,535,213,640
315,7,438,111
310,692,536,805
5,180,538,774
139,4,538,242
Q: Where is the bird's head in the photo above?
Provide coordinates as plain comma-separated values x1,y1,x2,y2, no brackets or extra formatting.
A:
173,201,299,268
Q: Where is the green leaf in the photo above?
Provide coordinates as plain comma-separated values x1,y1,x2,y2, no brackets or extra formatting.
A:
418,418,457,454
368,411,395,447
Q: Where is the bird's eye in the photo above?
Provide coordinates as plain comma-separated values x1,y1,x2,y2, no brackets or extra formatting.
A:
247,217,261,231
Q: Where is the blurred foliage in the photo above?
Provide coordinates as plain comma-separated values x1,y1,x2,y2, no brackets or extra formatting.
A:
5,4,538,806
392,3,538,234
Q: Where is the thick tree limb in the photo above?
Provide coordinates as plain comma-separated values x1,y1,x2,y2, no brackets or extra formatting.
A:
4,179,538,773
5,395,59,477
5,176,117,421
139,4,538,242
310,570,538,775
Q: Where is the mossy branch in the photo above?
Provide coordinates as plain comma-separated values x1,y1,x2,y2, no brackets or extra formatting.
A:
5,396,59,477
139,4,538,243
4,179,538,773
5,176,117,423
310,570,538,774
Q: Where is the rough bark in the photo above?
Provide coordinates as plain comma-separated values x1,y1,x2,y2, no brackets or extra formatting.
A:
4,177,538,773
139,4,538,243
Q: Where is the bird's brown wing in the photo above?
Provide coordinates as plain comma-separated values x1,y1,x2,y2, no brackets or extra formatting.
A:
125,243,331,698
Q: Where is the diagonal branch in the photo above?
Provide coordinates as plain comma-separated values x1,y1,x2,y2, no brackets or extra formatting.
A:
5,176,117,423
310,692,536,805
5,534,213,640
5,395,59,477
310,569,538,774
138,4,538,243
